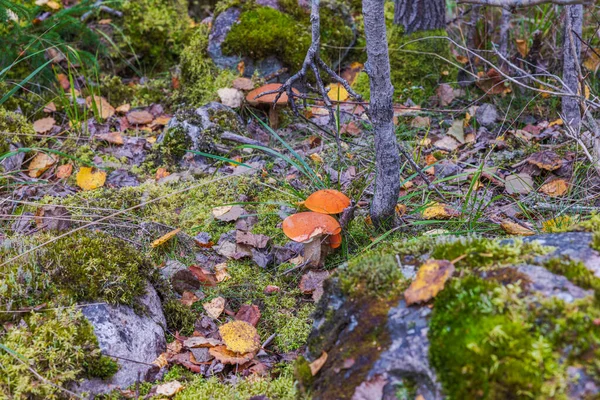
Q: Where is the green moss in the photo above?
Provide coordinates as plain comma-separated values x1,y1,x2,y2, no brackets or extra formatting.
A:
0,308,117,398
121,0,191,69
177,25,238,106
173,363,300,399
163,299,198,335
429,276,566,399
353,27,453,104
99,75,171,108
340,247,404,298
0,107,35,153
222,3,354,72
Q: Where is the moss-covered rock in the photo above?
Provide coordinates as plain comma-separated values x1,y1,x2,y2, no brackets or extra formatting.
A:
121,0,192,69
0,308,117,399
219,0,355,74
177,25,238,106
353,27,453,104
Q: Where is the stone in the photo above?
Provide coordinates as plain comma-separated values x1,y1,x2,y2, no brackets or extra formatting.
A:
475,103,498,128
217,88,244,108
74,283,166,396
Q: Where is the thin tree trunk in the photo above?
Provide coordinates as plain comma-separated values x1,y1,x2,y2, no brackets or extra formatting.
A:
393,0,446,34
363,0,402,229
562,4,583,132
498,8,511,69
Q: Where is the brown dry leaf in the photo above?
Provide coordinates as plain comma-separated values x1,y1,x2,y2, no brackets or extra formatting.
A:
476,68,511,95
404,259,455,305
86,96,115,119
219,320,261,354
327,83,349,101
33,117,55,134
505,173,534,195
434,136,460,152
180,291,200,307
151,115,172,127
203,296,226,319
152,353,168,368
299,270,330,303
395,204,407,217
309,351,328,376
189,265,217,287
214,262,231,282
539,178,569,197
515,39,529,58
235,304,261,327
56,164,73,179
411,116,431,129
57,73,70,90
95,132,124,145
76,167,107,190
151,228,181,248
212,205,244,222
155,380,184,397
98,18,112,24
44,102,57,113
236,231,269,249
232,77,254,91
209,345,254,365
500,220,535,236
422,203,460,220
340,61,363,86
341,121,361,136
155,167,170,181
116,103,131,113
527,150,563,171
436,83,455,106
183,336,223,348
28,152,57,177
127,110,154,125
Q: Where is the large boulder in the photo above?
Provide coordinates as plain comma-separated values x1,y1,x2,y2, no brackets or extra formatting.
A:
303,233,600,399
208,0,356,79
75,283,167,396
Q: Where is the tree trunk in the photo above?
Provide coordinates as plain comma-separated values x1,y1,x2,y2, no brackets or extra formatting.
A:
363,0,402,229
562,4,583,132
393,0,446,34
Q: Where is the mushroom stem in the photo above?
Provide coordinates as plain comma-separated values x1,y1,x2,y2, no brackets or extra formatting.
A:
268,107,280,129
304,237,322,267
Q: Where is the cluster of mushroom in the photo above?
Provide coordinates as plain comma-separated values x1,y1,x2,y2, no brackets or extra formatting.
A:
282,189,351,267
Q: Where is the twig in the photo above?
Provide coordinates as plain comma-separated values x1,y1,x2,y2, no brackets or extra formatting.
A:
457,0,591,9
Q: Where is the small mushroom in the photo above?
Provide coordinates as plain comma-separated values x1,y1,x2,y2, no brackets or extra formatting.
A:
304,189,351,214
246,83,300,129
282,212,341,267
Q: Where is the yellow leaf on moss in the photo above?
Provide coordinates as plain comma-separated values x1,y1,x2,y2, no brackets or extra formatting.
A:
500,220,535,236
404,260,455,305
422,203,460,220
76,167,106,190
219,320,261,354
327,83,349,101
151,228,181,248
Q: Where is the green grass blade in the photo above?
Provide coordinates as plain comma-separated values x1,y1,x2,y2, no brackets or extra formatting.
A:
0,59,53,106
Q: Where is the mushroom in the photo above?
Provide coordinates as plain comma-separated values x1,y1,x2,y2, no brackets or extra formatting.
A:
246,83,300,129
282,212,341,267
304,189,351,214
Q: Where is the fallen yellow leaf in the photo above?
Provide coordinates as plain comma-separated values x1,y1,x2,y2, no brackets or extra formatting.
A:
219,320,261,354
309,351,328,376
327,83,349,102
85,96,115,119
422,203,460,220
28,152,57,178
76,167,106,191
155,380,184,396
404,259,455,305
539,178,569,197
151,228,181,248
214,262,231,282
500,220,535,236
33,117,55,134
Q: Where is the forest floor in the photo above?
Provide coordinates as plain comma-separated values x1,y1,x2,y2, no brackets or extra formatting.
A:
2,0,600,399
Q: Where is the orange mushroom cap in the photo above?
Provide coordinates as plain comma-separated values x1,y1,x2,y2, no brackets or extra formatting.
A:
282,212,341,243
246,83,300,107
304,189,351,214
329,233,342,249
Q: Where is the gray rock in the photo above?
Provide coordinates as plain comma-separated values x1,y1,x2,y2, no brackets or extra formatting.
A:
524,232,600,276
207,8,242,70
516,264,593,303
475,103,498,128
75,283,166,396
157,102,246,158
